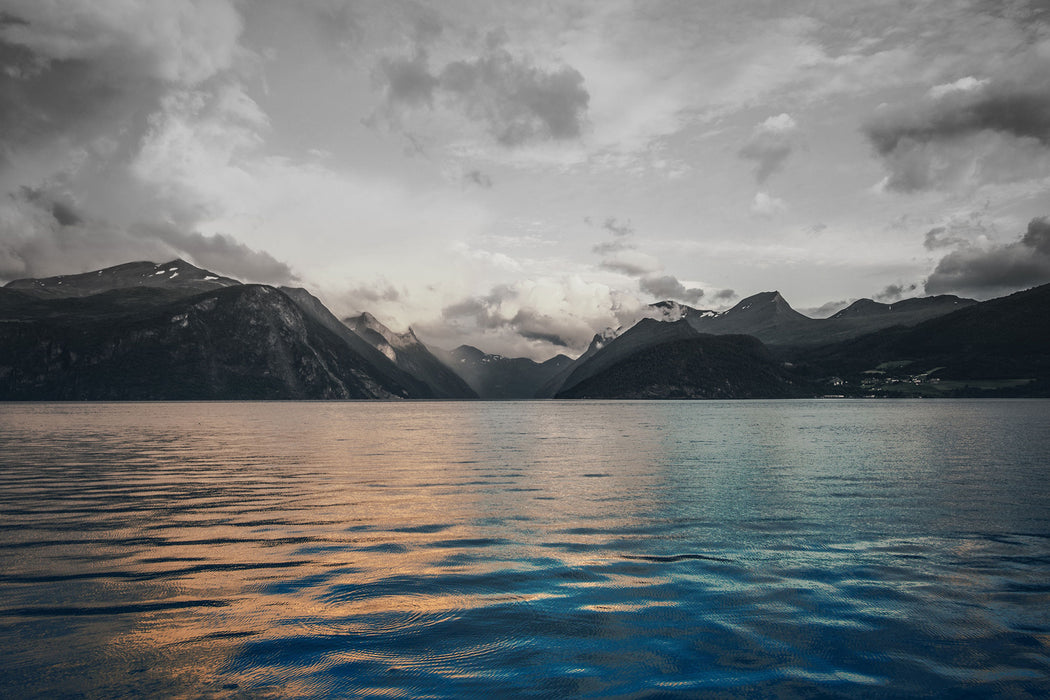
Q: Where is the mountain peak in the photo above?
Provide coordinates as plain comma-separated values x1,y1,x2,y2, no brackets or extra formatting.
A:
4,259,240,298
345,312,418,351
723,290,800,317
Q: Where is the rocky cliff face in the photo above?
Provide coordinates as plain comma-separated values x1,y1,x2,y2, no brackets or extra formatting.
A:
344,313,477,399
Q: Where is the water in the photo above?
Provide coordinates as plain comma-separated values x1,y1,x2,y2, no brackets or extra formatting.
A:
1,400,1049,698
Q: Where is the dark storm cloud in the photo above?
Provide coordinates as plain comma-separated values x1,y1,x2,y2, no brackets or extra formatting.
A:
864,78,1050,191
373,31,589,147
149,226,298,284
638,275,705,304
19,187,83,227
1021,216,1050,254
512,309,571,347
925,217,1050,296
0,37,162,168
866,90,1050,155
0,188,296,285
0,2,267,284
712,289,737,302
874,282,917,301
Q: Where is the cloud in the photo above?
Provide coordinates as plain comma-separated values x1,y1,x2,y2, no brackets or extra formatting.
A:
591,218,635,254
0,0,243,173
374,49,438,110
338,281,402,314
874,282,918,301
925,217,1050,297
0,187,295,283
598,249,662,277
588,215,720,306
924,226,968,250
147,225,297,284
437,276,639,357
928,75,989,99
801,299,851,318
0,2,302,285
638,274,705,304
372,31,589,147
865,73,1050,191
712,288,737,302
602,217,633,237
738,113,797,183
463,169,493,188
750,191,787,217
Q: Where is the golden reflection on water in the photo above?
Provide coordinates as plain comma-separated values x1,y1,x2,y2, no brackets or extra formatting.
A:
0,402,677,696
2,400,1049,697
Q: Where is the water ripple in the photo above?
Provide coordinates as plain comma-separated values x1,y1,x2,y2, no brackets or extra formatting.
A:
1,400,1049,697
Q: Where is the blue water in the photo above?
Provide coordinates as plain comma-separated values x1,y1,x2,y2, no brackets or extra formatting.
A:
1,400,1048,698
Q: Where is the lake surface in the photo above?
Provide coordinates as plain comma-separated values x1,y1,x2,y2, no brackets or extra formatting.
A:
1,400,1049,698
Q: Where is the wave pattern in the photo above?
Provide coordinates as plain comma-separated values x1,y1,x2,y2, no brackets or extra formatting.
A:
1,400,1049,697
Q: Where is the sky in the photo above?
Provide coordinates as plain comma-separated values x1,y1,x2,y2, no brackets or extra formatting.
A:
1,0,1049,358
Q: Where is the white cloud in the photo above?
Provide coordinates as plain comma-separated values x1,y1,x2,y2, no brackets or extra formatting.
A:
751,191,787,217
928,75,989,99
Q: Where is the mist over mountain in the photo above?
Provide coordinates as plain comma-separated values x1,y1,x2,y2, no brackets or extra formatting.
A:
344,313,477,399
437,345,572,399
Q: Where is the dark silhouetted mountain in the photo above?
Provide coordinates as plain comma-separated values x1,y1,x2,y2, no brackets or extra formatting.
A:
545,291,982,398
686,291,820,346
645,291,977,348
0,283,421,399
795,283,1050,396
554,318,703,397
556,333,810,399
279,288,443,398
440,345,572,399
4,259,240,299
344,312,477,398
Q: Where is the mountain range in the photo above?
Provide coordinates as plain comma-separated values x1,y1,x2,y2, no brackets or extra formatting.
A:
1,260,1046,399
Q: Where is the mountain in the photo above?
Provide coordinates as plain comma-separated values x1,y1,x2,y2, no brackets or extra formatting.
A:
0,284,419,400
0,260,461,400
545,290,984,399
279,288,443,399
672,291,975,348
556,333,811,399
795,283,1050,396
689,291,817,343
343,312,477,398
440,345,572,399
553,318,703,397
4,259,239,299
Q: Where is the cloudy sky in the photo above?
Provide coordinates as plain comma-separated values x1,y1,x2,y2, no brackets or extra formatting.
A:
2,0,1049,357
